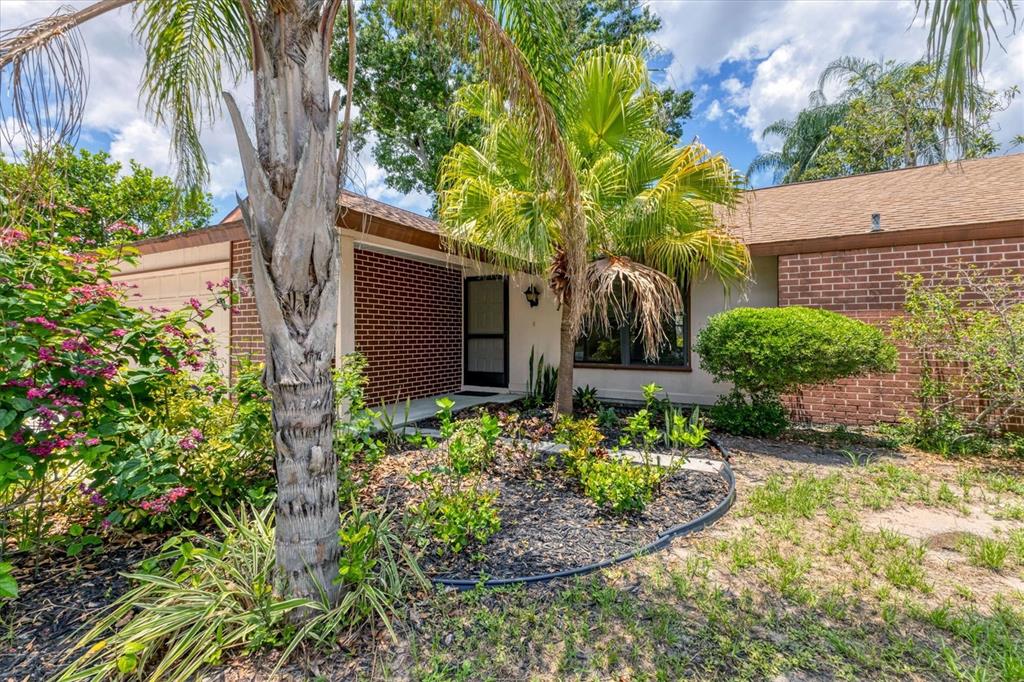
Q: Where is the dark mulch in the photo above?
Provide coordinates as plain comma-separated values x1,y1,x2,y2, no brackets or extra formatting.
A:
0,534,167,682
367,446,728,581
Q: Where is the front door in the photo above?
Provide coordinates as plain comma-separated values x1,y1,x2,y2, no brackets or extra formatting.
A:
464,276,508,387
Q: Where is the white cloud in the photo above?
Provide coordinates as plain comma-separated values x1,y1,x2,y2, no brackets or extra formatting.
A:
652,0,1024,153
705,100,724,122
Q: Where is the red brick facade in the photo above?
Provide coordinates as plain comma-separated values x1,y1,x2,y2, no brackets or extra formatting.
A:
779,236,1024,426
354,248,462,404
229,239,264,377
228,241,464,404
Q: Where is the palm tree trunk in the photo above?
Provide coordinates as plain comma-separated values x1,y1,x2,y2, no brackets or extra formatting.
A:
554,301,575,416
223,5,345,608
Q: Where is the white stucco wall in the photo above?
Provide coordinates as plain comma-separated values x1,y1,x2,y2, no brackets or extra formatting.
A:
507,256,779,405
113,243,232,375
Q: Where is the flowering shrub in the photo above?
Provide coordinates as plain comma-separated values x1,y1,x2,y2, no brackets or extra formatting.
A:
0,210,214,491
0,207,262,534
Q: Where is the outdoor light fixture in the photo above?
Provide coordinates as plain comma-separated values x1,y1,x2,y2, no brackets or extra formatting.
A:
523,284,540,307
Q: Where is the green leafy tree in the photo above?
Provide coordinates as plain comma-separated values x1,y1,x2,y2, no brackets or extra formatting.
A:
1,0,571,610
331,0,693,201
0,146,212,245
749,58,1011,183
439,41,748,413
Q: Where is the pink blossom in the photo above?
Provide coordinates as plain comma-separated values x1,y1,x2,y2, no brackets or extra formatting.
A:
26,387,47,400
140,487,191,514
37,346,58,363
111,328,127,337
70,283,123,304
0,228,28,247
25,316,58,330
84,437,100,446
67,204,91,215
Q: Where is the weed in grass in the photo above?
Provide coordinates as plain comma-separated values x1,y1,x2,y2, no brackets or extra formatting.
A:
719,534,758,572
937,481,959,505
958,534,1012,571
983,472,1024,496
1009,529,1024,565
882,543,930,591
747,473,840,520
995,502,1024,521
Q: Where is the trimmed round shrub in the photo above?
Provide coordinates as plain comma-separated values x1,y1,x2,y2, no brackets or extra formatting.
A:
695,307,897,435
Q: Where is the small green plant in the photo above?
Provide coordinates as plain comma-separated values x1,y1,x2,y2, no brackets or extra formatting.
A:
416,484,501,553
642,383,670,414
579,457,661,514
447,416,500,475
0,562,16,599
959,535,1011,571
596,406,619,430
573,385,600,413
664,406,709,450
708,392,788,438
525,347,557,409
620,409,660,453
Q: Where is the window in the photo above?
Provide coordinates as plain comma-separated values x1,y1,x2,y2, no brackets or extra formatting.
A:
574,283,691,370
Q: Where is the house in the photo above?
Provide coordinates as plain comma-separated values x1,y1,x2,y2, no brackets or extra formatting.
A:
113,153,1024,425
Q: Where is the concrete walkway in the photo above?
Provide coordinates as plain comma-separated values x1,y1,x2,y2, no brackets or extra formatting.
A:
376,391,523,430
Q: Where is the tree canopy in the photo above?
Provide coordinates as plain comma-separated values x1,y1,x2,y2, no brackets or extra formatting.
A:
0,146,213,245
749,57,1013,184
330,0,693,204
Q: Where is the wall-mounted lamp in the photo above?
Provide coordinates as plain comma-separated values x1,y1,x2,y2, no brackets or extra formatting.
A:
523,284,541,307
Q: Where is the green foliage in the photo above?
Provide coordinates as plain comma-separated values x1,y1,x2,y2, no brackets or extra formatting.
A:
416,485,501,554
578,456,661,514
59,504,422,680
410,400,502,554
0,561,16,599
0,207,222,500
330,0,693,200
621,409,660,453
749,57,1012,184
555,415,662,513
890,271,1024,452
596,406,619,430
708,392,789,438
696,307,897,399
333,353,389,493
525,347,558,409
0,146,212,244
573,385,600,413
664,406,709,450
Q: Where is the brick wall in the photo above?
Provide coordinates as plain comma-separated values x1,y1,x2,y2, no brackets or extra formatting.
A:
229,240,264,378
354,248,462,405
778,236,1024,426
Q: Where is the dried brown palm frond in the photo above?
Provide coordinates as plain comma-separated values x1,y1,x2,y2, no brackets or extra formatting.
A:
0,2,130,156
584,255,684,361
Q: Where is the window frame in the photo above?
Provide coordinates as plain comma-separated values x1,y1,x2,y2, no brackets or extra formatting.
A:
573,279,692,372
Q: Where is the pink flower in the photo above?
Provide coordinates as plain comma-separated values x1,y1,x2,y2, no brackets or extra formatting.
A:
37,346,58,363
111,328,127,337
25,316,58,330
84,437,100,446
0,228,28,247
26,387,47,399
67,204,91,215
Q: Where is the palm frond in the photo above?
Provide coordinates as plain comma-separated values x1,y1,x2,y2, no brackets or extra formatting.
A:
133,0,251,188
0,0,132,156
584,256,683,361
645,228,752,288
916,0,1018,130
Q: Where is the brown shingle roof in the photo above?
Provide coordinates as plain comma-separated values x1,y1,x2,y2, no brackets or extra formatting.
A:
725,153,1024,247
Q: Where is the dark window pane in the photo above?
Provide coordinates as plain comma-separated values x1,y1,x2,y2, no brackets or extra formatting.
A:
575,284,690,368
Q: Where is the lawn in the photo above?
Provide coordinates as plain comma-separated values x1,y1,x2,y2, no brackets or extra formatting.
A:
205,430,1023,681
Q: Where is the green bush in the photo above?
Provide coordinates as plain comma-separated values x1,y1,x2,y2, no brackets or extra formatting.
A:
696,307,897,435
417,485,501,554
708,392,789,438
579,457,661,514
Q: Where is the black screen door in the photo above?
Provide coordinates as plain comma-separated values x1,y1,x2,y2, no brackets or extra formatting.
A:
464,276,508,387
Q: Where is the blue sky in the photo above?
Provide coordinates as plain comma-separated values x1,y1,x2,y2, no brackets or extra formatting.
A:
3,1,1023,221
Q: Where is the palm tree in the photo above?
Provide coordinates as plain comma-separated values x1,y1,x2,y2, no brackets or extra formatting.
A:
439,41,749,414
746,100,849,184
0,0,575,610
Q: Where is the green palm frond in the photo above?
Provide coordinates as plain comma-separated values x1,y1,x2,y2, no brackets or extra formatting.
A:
133,0,250,188
645,229,751,288
917,0,1019,129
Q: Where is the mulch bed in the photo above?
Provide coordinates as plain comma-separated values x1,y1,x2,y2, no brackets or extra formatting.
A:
0,533,167,682
365,445,728,581
412,400,698,455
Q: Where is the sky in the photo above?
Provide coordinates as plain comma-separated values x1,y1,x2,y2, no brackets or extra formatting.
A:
2,0,1022,221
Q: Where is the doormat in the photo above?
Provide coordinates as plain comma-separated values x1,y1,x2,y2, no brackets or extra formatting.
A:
455,390,499,397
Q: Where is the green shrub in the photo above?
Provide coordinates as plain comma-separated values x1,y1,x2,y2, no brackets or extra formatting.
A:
417,485,501,554
573,385,600,413
890,271,1024,453
696,306,897,435
447,415,501,475
579,457,661,514
708,392,788,438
